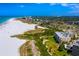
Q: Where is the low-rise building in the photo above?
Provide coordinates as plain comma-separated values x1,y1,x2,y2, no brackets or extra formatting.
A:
55,32,72,43
71,45,79,56
65,39,79,56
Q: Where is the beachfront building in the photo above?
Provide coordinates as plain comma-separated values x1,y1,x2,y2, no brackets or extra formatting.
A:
65,39,79,56
71,45,79,55
55,32,72,43
71,40,79,56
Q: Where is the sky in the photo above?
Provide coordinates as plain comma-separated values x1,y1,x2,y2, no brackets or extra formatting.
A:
0,3,79,16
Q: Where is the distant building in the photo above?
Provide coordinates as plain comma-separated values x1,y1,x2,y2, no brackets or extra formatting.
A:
55,32,72,43
74,21,79,25
35,25,38,29
65,21,79,25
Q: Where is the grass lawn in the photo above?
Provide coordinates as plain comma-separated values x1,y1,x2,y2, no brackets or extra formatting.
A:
15,28,69,56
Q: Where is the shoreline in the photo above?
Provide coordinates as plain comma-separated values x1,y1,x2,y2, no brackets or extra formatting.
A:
0,18,45,56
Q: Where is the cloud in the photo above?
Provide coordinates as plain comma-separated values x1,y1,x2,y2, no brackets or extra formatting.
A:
49,3,79,15
68,4,79,14
57,3,79,15
49,3,69,6
52,3,79,8
19,5,25,8
60,3,79,9
61,4,79,10
61,3,68,7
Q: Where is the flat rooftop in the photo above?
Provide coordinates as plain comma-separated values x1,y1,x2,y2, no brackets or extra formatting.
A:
55,32,70,38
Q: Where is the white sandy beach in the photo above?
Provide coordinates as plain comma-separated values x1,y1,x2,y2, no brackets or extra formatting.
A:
0,18,42,56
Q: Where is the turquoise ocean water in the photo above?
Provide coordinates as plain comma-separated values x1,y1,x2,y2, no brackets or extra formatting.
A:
0,17,21,24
